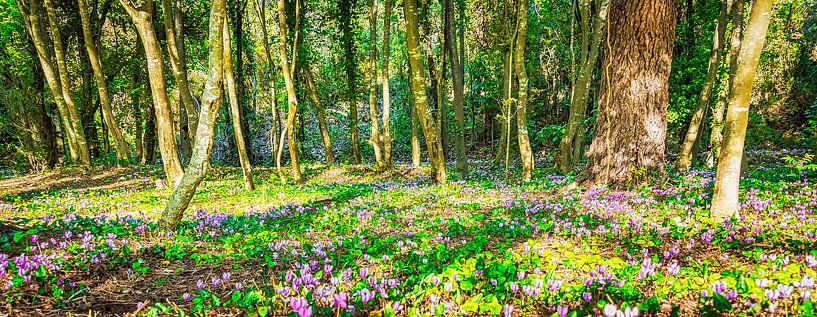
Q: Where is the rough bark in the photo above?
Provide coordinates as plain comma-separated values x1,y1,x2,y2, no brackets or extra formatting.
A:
514,0,534,181
79,0,129,162
303,66,334,164
404,0,447,183
582,0,677,186
444,0,466,173
677,0,731,171
382,0,393,168
555,0,608,173
160,0,226,229
121,0,185,184
367,0,383,165
277,0,302,182
711,0,773,221
708,0,744,167
44,0,92,165
223,18,255,191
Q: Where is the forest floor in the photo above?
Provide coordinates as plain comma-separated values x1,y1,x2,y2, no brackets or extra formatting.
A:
0,151,815,317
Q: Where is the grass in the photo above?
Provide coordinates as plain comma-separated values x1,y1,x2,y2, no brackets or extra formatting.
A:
0,152,815,317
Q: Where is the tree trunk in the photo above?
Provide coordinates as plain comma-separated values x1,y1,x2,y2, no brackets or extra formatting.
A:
79,0,129,162
555,0,608,173
495,47,514,168
258,0,280,161
677,0,731,171
708,0,744,167
710,0,772,221
582,0,677,186
303,66,334,164
121,0,185,184
160,0,199,145
367,0,383,165
160,0,226,229
411,81,421,167
224,18,255,191
277,0,302,182
404,0,447,183
444,0,466,173
144,97,157,164
382,0,393,168
514,0,534,181
44,0,92,165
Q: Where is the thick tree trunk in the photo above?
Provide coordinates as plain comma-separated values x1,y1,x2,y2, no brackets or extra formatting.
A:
303,67,334,164
583,0,677,186
277,0,302,182
121,0,185,184
404,0,447,183
711,0,772,221
555,0,608,173
677,0,731,171
514,0,534,181
444,0,466,173
160,0,226,229
44,0,92,165
382,0,393,168
79,0,129,162
367,0,383,165
708,0,744,167
223,19,255,191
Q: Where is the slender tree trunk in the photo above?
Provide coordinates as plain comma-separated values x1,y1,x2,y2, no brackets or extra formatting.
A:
367,0,383,165
303,66,334,164
582,0,677,186
160,0,199,144
404,0,447,183
514,0,534,181
340,0,360,164
258,0,280,161
144,97,157,164
79,0,129,162
710,0,773,221
495,47,514,168
17,0,80,164
161,0,226,229
708,0,744,167
224,18,255,191
444,0,466,173
121,0,185,183
44,0,92,165
677,0,731,171
555,0,608,173
411,83,421,167
277,0,301,182
382,0,393,168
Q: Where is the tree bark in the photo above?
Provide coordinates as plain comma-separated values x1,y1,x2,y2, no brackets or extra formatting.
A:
444,0,466,173
495,47,514,167
710,0,773,221
277,0,302,183
677,0,731,171
121,0,185,184
382,0,393,168
224,18,255,191
303,66,334,164
514,0,534,181
404,0,447,183
160,0,227,229
44,0,92,165
367,0,383,165
79,0,129,162
257,0,280,161
708,0,744,167
582,0,677,186
555,0,608,173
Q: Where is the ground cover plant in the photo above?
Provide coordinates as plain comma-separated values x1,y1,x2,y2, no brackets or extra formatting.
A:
1,150,816,316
